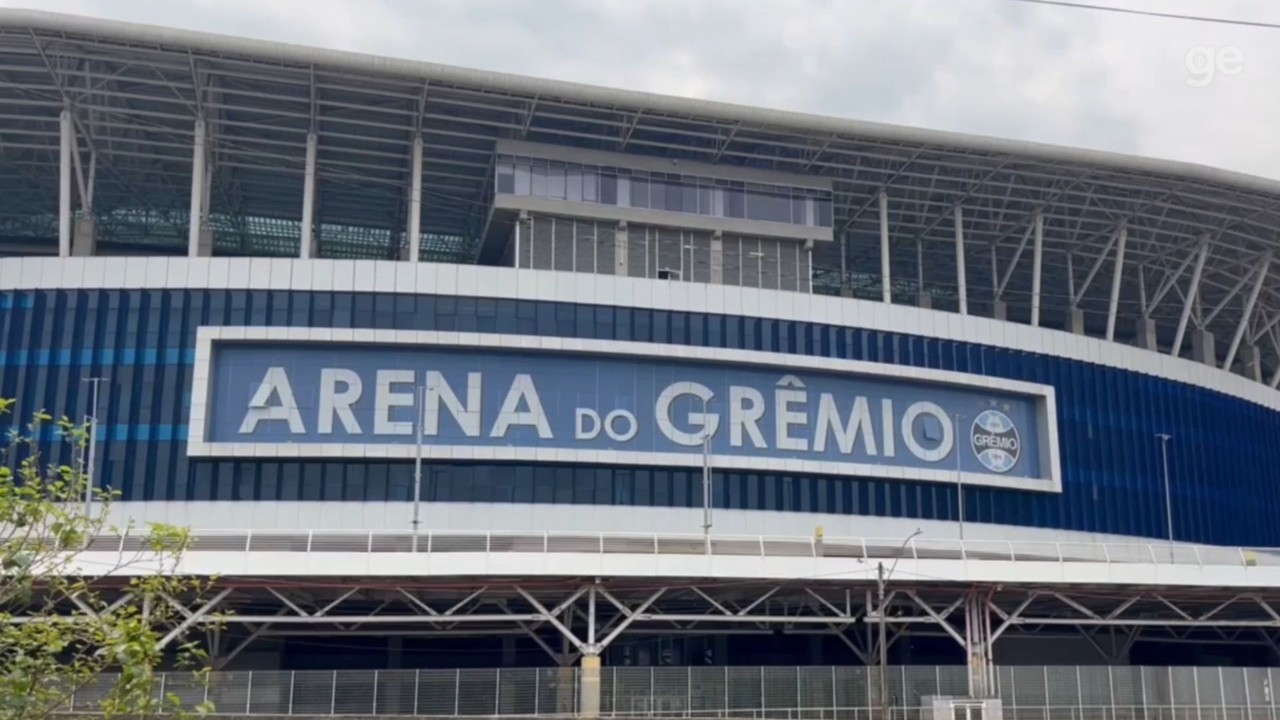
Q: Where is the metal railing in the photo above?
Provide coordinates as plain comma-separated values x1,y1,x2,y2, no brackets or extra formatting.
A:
83,530,1280,569
62,665,1280,718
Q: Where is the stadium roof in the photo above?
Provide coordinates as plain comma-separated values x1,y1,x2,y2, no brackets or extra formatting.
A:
2,9,1280,384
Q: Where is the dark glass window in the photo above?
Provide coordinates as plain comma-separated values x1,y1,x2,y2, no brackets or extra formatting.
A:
600,175,618,205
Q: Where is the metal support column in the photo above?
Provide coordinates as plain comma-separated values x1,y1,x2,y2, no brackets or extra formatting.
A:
879,191,892,304
300,131,318,259
1172,240,1210,356
877,562,889,720
965,591,994,699
407,133,423,262
187,117,207,257
1224,253,1272,371
1031,212,1044,327
59,108,73,257
1106,224,1128,341
954,205,967,315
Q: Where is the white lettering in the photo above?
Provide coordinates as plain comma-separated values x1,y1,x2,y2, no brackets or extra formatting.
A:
490,374,553,439
974,435,1019,451
424,371,482,437
604,409,638,442
317,368,362,434
729,386,767,448
813,394,876,455
655,381,718,447
374,370,415,436
881,398,896,458
901,401,952,462
576,408,601,440
239,367,305,434
774,380,808,452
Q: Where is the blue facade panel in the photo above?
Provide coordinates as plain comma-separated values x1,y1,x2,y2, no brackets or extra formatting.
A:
2,287,1279,546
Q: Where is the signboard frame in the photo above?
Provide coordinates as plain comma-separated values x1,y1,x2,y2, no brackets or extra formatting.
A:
188,326,1062,493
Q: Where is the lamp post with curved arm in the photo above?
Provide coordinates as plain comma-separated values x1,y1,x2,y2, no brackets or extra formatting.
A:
877,528,923,720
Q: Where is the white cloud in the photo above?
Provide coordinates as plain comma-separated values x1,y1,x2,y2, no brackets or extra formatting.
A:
5,0,1278,179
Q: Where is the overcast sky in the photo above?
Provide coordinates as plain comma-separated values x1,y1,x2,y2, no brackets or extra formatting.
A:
6,0,1276,179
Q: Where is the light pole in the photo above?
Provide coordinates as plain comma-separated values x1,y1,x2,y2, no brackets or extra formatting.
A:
412,384,425,547
701,396,713,554
877,528,923,720
1157,433,1173,559
953,413,966,542
81,376,106,519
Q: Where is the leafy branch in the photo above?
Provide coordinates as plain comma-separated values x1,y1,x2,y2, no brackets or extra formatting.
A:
0,397,219,720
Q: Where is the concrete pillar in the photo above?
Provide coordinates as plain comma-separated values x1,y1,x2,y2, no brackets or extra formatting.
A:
1136,318,1159,352
188,116,209,257
194,228,213,258
879,191,891,304
614,222,628,276
710,231,724,285
404,133,423,262
300,131,318,259
992,300,1008,322
59,109,73,257
72,216,97,257
917,292,932,310
579,654,601,719
954,205,968,315
1244,344,1264,382
1192,329,1216,366
1067,307,1086,335
1031,212,1044,327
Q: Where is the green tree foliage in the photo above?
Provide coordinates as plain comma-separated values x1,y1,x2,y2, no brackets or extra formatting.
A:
0,397,218,720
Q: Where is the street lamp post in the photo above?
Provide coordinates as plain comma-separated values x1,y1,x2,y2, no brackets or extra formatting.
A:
412,384,425,549
876,529,923,720
1157,433,1173,560
701,397,713,554
953,413,966,542
81,376,106,519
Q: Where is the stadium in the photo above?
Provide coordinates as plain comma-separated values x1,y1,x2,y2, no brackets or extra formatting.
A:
5,7,1280,717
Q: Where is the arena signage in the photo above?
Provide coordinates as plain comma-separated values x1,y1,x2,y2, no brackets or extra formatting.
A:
189,328,1061,492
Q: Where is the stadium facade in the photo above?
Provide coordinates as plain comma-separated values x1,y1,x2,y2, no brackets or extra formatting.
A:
5,9,1280,680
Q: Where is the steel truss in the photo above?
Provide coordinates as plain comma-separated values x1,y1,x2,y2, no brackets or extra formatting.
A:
15,577,1280,674
3,12,1280,381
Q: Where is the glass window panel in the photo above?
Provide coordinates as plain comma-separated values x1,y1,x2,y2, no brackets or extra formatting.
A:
548,165,566,199
531,162,548,196
496,165,515,194
727,190,745,218
582,171,598,202
567,169,583,202
682,185,697,215
601,174,617,205
665,183,682,212
817,199,833,227
631,180,649,209
514,162,531,195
